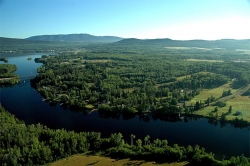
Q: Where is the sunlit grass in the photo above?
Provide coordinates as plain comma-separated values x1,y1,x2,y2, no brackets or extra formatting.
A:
194,95,250,122
85,104,95,109
189,82,237,104
86,59,111,63
156,72,214,87
176,71,212,81
186,59,224,62
47,154,188,166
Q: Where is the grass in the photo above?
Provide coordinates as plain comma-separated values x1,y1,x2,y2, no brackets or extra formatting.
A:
85,104,95,109
194,95,250,122
236,49,250,54
165,47,212,50
186,59,224,62
189,82,237,105
176,72,212,81
86,59,111,63
156,72,214,87
46,154,188,166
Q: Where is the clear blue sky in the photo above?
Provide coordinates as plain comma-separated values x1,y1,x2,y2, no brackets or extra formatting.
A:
0,0,250,40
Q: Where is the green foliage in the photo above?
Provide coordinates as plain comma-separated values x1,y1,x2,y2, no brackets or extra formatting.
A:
214,101,226,108
0,105,90,165
222,89,232,97
241,88,250,96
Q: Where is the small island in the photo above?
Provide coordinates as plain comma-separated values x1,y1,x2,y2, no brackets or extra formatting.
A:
27,57,32,60
0,57,8,63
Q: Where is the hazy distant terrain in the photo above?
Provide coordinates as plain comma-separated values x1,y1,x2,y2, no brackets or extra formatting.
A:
26,34,123,43
0,37,85,53
1,34,250,54
113,38,250,50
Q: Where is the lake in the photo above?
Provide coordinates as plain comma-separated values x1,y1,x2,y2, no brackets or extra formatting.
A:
0,53,249,158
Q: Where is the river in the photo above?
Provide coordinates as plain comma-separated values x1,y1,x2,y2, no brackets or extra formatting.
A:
0,53,249,158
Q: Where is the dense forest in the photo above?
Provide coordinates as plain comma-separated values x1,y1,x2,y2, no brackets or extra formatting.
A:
0,105,249,166
31,45,250,123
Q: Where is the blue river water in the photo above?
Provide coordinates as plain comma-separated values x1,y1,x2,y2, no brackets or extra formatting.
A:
0,53,249,158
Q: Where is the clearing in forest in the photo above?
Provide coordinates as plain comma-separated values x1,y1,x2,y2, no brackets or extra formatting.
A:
189,82,237,104
186,59,224,62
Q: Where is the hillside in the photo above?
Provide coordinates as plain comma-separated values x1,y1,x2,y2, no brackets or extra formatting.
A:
26,34,123,43
0,37,85,53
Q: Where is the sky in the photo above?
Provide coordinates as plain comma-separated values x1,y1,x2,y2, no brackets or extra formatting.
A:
0,0,250,40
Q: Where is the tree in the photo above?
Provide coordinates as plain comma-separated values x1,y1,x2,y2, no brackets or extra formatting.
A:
153,138,161,147
214,107,218,112
135,139,142,152
228,105,232,114
171,97,178,105
144,135,150,146
130,134,135,146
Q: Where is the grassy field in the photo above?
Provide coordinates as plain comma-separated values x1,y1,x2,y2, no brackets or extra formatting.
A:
176,72,212,81
87,59,111,63
156,72,213,87
85,104,95,109
189,82,237,105
194,95,250,122
165,47,212,51
186,59,224,62
189,82,250,122
46,154,188,166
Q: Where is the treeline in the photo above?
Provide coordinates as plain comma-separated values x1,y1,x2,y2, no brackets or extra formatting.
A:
1,106,249,166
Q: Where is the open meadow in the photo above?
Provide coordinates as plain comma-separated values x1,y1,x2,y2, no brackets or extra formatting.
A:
189,82,237,104
46,154,188,166
194,95,250,122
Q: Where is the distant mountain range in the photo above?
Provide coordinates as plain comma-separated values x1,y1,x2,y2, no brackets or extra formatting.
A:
1,34,250,53
26,34,123,43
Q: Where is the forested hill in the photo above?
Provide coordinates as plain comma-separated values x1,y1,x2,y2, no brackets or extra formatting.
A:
0,37,85,53
0,37,50,45
114,38,250,50
26,34,123,43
